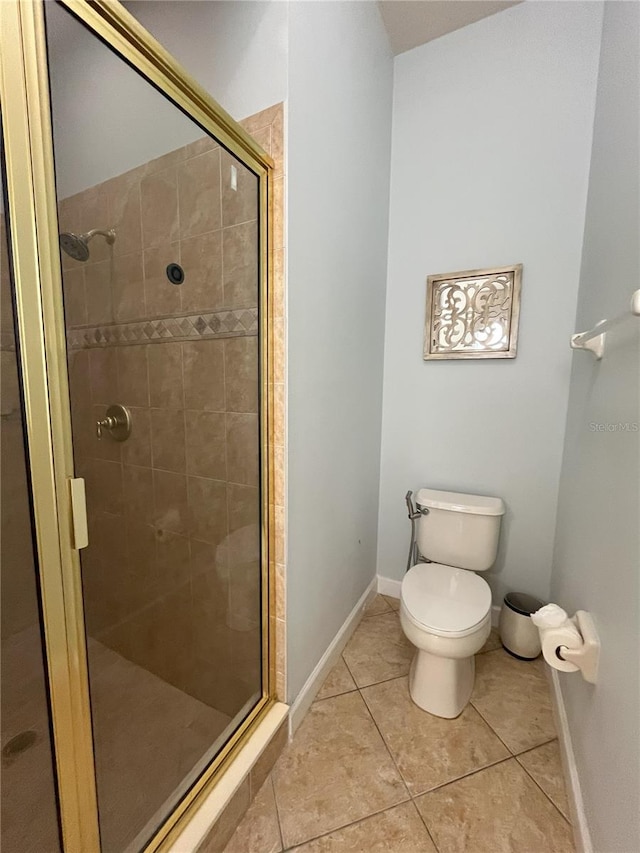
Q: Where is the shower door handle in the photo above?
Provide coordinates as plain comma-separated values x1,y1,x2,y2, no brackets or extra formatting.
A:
69,478,88,550
95,404,131,441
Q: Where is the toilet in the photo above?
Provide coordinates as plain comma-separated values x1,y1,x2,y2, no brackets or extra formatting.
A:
400,488,505,719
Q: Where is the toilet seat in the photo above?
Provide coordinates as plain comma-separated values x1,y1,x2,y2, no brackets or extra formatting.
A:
401,563,491,638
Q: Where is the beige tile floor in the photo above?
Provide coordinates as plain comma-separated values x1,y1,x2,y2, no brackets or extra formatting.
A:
224,594,574,853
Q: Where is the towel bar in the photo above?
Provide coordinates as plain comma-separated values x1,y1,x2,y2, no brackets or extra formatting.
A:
570,288,640,359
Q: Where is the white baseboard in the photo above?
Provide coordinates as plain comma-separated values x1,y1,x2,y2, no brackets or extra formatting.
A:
547,667,592,853
288,578,376,736
491,604,501,627
376,575,401,598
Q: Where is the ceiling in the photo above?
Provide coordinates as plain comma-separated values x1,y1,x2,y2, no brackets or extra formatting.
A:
378,0,520,55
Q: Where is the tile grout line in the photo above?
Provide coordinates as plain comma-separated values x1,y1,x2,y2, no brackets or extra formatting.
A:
339,649,357,684
411,798,443,853
469,695,559,762
514,743,572,825
278,707,507,851
344,621,560,835
469,695,571,823
312,686,358,703
278,634,416,850
220,298,231,620
280,799,422,852
349,628,479,853
270,758,295,852
177,328,193,608
174,155,184,326
267,775,286,853
514,735,560,755
356,680,413,804
219,149,227,313
276,612,570,852
361,596,394,619
411,754,514,800
336,649,493,696
516,759,572,826
469,697,517,755
297,623,520,812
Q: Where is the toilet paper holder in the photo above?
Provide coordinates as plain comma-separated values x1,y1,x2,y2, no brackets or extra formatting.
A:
555,611,600,684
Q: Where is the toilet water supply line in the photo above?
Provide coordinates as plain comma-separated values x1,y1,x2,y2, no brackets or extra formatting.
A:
405,491,423,573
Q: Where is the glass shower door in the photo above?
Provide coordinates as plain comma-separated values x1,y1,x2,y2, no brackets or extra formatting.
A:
43,3,265,849
0,135,63,853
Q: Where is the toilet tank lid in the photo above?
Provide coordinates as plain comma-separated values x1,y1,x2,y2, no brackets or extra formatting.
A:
416,488,505,516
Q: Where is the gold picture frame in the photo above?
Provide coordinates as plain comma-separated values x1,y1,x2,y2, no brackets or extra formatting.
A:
424,264,523,360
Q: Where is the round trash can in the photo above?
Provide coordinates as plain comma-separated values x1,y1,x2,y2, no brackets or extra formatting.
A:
499,592,545,660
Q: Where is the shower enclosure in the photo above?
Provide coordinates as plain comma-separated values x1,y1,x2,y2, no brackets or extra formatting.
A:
0,1,277,850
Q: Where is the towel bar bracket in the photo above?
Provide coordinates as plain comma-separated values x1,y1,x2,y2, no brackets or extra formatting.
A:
570,288,640,359
570,331,605,359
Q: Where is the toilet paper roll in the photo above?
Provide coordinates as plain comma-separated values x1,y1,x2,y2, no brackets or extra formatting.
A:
539,626,581,673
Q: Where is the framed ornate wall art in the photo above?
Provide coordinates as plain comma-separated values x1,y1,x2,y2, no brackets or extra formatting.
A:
424,264,522,360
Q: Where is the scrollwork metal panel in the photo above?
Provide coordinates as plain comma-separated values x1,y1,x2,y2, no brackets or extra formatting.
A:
424,264,522,360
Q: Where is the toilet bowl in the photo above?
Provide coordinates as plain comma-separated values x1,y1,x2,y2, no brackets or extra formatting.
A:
399,488,505,719
401,562,492,718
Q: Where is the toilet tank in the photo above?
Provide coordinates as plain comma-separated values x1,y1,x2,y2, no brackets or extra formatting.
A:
416,488,505,571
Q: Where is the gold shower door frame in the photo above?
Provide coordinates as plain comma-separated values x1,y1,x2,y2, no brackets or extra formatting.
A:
0,1,277,850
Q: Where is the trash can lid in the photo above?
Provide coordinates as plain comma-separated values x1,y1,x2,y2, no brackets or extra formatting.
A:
503,592,546,616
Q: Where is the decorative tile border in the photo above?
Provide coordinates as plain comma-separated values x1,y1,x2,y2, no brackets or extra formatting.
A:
67,307,258,349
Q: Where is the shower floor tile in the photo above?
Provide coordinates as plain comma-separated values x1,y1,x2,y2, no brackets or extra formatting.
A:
88,640,232,852
2,626,66,853
1,625,232,853
224,602,574,853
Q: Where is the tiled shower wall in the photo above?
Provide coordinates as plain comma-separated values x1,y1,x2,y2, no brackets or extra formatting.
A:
61,104,286,713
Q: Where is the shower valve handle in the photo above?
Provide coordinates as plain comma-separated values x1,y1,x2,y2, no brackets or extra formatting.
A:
95,404,131,442
96,416,116,439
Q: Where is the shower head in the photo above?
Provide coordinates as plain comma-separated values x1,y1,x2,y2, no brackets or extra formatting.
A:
59,232,90,261
59,228,116,262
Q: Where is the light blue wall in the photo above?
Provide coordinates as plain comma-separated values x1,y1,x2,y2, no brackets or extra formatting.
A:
551,3,640,850
286,1,393,701
377,2,604,604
